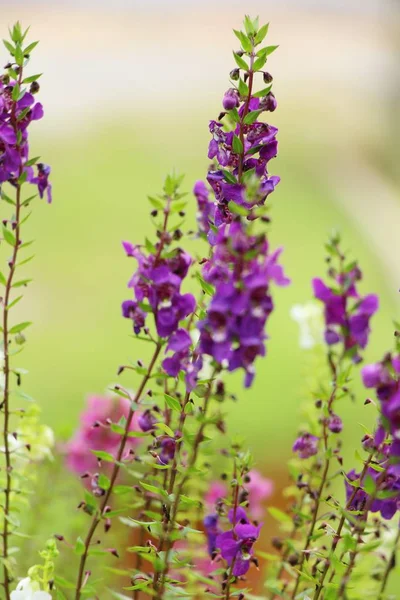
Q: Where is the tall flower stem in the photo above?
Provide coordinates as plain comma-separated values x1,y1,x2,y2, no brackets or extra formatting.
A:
1,62,25,599
337,466,389,599
74,341,162,600
237,45,255,182
290,376,340,599
312,452,375,600
153,372,217,598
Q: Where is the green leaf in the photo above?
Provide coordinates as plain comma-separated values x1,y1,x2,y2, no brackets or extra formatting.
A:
228,201,248,217
268,507,292,523
237,78,249,97
221,169,237,184
9,322,32,334
253,85,272,98
253,55,267,72
155,422,174,437
12,279,32,288
0,272,6,286
232,135,243,154
233,52,248,71
233,30,252,53
363,474,376,495
228,107,240,123
243,110,263,125
164,394,181,412
74,537,86,556
148,196,164,210
14,45,24,67
3,40,15,55
98,473,110,490
140,482,168,499
254,23,269,45
2,226,16,246
22,73,42,84
92,450,115,463
23,41,39,55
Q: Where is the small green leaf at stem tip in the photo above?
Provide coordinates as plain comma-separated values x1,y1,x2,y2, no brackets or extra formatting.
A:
254,23,269,45
257,45,279,58
233,51,248,71
232,134,243,154
164,393,181,412
3,39,15,55
233,29,252,53
22,73,42,84
23,40,39,55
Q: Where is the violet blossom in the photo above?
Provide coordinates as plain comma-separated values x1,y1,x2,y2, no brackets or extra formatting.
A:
292,433,319,459
122,243,195,338
215,507,261,577
0,78,51,200
198,220,289,387
313,266,378,361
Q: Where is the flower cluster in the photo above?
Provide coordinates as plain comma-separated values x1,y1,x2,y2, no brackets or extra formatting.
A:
122,242,195,339
198,220,289,387
362,354,400,453
313,265,378,362
345,461,400,521
65,395,141,475
0,23,51,200
204,507,261,577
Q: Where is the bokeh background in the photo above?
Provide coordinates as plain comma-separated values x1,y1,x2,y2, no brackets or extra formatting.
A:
2,0,400,594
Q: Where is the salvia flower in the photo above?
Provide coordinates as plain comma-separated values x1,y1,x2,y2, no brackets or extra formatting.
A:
313,264,378,360
292,433,319,459
198,220,289,387
0,70,51,200
215,507,262,576
362,355,400,446
345,462,400,521
122,243,195,338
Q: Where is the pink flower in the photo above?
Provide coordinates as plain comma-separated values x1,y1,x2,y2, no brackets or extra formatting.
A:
65,395,141,476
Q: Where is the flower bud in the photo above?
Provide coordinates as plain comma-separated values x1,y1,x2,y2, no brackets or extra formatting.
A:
263,71,273,83
260,92,277,112
222,88,240,111
230,68,240,81
328,414,343,434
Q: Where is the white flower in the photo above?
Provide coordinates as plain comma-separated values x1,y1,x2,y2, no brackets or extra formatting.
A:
290,303,324,350
10,578,51,600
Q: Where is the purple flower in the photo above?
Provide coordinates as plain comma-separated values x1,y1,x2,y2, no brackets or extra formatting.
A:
345,463,400,521
122,244,196,339
328,414,343,434
193,180,214,236
204,514,220,557
198,221,289,387
0,79,51,197
222,88,240,111
361,355,400,438
138,410,157,432
159,437,176,464
312,266,378,358
293,433,319,459
215,507,261,576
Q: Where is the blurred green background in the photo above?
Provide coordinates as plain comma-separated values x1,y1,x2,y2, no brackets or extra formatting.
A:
1,0,400,593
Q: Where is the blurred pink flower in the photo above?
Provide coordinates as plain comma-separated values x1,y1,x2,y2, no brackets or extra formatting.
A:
205,469,273,520
65,395,141,475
